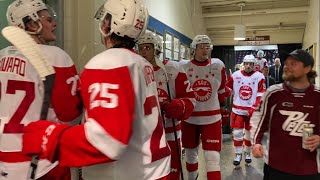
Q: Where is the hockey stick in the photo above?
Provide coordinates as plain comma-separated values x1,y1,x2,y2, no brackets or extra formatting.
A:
2,26,55,180
166,82,184,180
156,59,184,180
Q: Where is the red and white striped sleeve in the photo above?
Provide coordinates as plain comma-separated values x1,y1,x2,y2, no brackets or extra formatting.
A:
251,88,273,145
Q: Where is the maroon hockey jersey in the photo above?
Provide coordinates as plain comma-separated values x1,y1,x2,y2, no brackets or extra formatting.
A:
251,83,320,175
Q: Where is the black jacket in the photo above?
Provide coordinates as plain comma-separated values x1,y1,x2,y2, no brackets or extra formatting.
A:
269,65,283,83
265,76,276,88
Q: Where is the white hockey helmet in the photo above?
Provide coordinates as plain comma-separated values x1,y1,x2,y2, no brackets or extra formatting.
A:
191,35,212,49
257,50,264,57
94,0,149,41
243,54,256,63
137,32,162,53
6,0,53,33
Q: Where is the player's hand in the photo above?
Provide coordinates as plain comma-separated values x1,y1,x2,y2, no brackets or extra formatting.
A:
22,121,70,162
252,144,264,158
304,135,320,152
163,99,185,119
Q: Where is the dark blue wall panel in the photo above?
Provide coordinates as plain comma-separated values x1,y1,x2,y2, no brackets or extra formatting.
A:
148,16,192,46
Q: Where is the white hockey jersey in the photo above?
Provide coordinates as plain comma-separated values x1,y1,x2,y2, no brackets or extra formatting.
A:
255,58,268,72
179,58,227,125
0,45,82,179
154,59,195,141
228,70,265,116
53,48,170,180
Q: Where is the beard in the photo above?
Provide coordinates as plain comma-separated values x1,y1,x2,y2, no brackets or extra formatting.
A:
282,73,301,82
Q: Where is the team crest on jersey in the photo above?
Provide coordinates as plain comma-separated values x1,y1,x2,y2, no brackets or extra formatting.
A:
239,85,253,100
157,88,169,104
280,110,315,137
192,79,212,102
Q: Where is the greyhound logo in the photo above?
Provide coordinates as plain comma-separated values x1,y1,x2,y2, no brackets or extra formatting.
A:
157,88,169,104
192,79,212,102
239,85,253,100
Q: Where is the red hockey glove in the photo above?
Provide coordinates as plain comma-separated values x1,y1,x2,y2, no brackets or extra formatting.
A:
221,108,230,126
163,99,185,119
23,121,70,162
163,98,194,120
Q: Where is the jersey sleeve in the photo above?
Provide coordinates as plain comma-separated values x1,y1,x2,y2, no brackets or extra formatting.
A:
251,88,273,145
218,66,227,103
252,76,266,108
51,65,82,122
226,74,234,90
56,66,136,167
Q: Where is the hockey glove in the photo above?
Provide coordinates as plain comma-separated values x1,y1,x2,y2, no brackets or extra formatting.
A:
163,98,194,120
23,121,70,162
163,99,185,119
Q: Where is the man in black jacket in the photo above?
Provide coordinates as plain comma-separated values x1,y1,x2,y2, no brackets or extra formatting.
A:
269,58,283,83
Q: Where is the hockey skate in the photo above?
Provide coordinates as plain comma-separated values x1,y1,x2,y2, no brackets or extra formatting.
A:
233,153,242,169
244,152,252,166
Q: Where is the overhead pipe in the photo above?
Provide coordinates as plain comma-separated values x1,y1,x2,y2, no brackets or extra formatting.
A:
203,6,309,18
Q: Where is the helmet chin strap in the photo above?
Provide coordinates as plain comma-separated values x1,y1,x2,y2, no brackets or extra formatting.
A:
26,23,48,45
26,21,43,35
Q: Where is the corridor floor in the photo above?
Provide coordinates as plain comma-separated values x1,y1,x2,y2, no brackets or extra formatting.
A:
181,134,264,180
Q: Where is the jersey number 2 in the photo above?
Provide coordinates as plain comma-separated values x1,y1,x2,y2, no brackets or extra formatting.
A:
1,80,35,133
144,95,170,162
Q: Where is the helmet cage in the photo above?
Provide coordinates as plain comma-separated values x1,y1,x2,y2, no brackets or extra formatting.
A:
94,0,149,41
6,0,56,34
191,35,212,50
137,32,162,56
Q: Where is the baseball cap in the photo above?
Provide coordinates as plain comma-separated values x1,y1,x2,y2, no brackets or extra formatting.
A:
285,49,314,67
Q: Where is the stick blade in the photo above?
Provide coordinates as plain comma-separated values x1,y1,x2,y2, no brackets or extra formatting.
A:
1,26,55,80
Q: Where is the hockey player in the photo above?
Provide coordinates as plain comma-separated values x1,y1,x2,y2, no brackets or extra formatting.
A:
137,32,195,180
251,49,320,180
179,35,227,180
0,0,82,179
22,0,171,179
255,50,268,72
226,54,265,167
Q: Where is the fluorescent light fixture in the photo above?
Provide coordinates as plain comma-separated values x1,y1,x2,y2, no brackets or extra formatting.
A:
234,24,246,40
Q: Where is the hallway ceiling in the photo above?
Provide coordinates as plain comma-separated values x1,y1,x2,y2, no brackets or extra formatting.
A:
200,0,310,45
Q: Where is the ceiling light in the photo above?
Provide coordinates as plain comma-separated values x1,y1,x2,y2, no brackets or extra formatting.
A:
234,24,246,40
234,2,246,41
